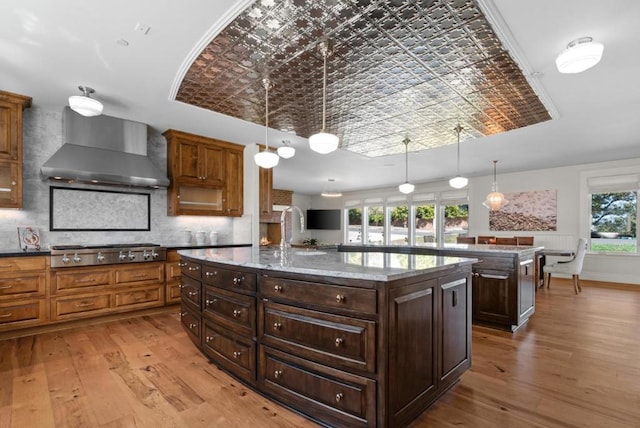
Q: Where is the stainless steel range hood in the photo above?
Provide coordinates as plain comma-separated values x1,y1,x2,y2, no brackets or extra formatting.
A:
40,108,169,188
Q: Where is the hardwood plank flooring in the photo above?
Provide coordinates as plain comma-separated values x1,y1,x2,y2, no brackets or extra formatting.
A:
0,278,639,427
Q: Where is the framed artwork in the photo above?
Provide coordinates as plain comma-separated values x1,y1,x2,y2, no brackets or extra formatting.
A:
489,189,557,231
17,226,41,250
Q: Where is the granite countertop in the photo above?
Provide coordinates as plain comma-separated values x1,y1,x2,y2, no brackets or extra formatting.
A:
0,243,252,257
178,247,476,281
340,243,544,255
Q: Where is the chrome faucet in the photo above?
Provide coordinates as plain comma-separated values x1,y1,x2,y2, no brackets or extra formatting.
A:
280,205,305,248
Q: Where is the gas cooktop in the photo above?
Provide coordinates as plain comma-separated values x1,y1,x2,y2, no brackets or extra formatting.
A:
50,243,166,268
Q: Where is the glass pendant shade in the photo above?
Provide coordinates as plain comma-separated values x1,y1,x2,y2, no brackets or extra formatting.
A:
449,175,469,189
310,41,339,154
398,182,415,194
68,86,103,117
556,37,604,74
254,78,278,169
309,132,339,154
483,160,508,210
277,145,295,159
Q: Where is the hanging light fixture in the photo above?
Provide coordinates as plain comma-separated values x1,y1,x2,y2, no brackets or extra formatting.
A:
449,123,468,189
277,140,295,159
398,137,415,194
483,160,508,210
321,178,342,198
309,41,339,154
254,78,279,169
68,86,103,117
556,37,604,74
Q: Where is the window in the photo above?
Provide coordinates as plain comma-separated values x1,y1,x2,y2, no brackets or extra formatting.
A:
443,203,469,243
413,202,436,245
346,207,362,243
388,204,409,244
366,205,385,244
586,173,639,254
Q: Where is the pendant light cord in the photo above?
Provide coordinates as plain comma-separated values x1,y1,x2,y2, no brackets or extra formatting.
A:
320,44,328,132
403,137,410,182
263,78,270,150
454,124,463,176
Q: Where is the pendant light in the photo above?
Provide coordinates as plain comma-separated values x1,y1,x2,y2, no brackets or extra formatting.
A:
449,123,468,189
483,160,508,210
277,140,295,159
398,137,415,194
321,178,342,197
254,78,279,169
556,37,604,74
309,41,339,154
68,86,103,117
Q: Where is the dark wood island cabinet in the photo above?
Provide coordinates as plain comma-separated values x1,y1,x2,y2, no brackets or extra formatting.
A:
178,247,475,428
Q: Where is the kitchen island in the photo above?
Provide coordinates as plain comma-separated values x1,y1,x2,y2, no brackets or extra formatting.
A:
341,243,543,332
178,247,475,428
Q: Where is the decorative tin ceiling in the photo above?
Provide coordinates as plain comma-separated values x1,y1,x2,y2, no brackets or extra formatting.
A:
176,0,551,157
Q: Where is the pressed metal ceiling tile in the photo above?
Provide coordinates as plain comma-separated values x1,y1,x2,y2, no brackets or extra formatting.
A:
175,0,551,157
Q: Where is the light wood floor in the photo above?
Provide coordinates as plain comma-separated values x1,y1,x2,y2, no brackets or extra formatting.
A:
1,278,639,427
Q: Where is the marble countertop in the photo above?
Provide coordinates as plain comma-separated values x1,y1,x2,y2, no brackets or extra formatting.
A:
340,243,544,255
178,247,476,281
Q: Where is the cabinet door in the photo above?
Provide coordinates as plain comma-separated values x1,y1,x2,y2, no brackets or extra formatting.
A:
259,166,273,215
440,274,471,384
518,259,535,321
472,269,512,326
224,148,243,216
201,144,226,185
0,100,19,160
175,138,201,181
0,161,20,208
388,279,437,427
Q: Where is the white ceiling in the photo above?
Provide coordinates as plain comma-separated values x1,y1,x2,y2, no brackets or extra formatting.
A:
2,0,639,195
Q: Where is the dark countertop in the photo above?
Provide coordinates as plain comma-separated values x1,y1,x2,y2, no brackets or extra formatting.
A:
0,243,252,257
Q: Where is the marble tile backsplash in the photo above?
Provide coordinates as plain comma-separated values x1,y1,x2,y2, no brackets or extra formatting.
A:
0,107,250,250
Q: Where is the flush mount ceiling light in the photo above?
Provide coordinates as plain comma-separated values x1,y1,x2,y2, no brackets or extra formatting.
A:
309,41,339,154
449,123,468,189
556,37,604,74
398,137,415,194
483,160,508,210
321,178,342,198
254,78,280,169
277,140,295,159
68,86,103,117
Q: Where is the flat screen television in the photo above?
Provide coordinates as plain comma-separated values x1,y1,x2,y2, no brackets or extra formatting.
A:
306,209,341,230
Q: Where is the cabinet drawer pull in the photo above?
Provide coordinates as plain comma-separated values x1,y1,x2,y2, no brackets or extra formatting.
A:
233,351,241,359
335,392,344,403
187,291,198,297
178,262,187,267
0,264,13,268
336,294,345,303
0,285,13,290
232,309,241,318
335,337,344,347
187,266,200,271
188,323,197,329
180,312,187,317
76,278,96,283
75,302,95,308
132,293,147,301
273,322,282,330
133,273,148,278
274,370,283,379
205,271,216,277
178,283,183,289
232,276,243,285
274,284,283,293
0,313,12,318
205,335,215,343
205,298,217,306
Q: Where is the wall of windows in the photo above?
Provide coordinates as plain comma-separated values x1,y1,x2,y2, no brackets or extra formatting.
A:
344,190,468,246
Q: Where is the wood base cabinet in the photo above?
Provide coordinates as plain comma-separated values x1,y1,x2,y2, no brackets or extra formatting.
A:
179,253,472,427
0,256,47,332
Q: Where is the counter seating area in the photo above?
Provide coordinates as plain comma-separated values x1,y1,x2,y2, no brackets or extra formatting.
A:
461,236,535,246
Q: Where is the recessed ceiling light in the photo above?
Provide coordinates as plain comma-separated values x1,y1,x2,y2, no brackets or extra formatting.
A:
116,39,129,47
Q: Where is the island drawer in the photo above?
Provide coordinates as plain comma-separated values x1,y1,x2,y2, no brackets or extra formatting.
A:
260,276,377,315
0,272,45,298
180,275,201,309
259,301,375,374
180,259,202,279
180,304,201,345
259,345,375,428
203,285,255,336
203,321,256,385
202,265,256,293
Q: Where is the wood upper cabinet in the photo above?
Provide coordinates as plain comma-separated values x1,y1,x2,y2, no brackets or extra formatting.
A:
259,166,273,215
0,90,31,209
164,129,244,216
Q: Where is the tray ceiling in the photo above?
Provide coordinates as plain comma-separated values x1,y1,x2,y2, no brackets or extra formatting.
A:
176,0,551,157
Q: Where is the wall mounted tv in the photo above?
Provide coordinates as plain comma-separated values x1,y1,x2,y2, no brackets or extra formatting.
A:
306,209,341,230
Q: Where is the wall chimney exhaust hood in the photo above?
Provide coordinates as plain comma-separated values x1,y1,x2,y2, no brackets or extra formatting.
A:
40,108,169,188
